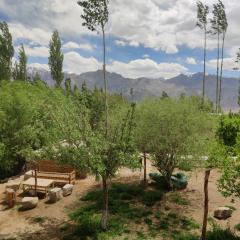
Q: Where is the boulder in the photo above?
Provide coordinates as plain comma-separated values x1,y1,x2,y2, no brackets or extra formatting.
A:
48,188,63,203
21,197,38,210
6,180,21,192
214,207,232,220
62,184,74,197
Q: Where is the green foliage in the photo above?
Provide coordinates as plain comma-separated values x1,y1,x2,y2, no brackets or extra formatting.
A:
217,114,240,150
235,223,240,232
206,227,240,240
170,192,190,206
70,183,164,239
0,21,14,81
13,44,28,81
48,30,64,87
142,190,164,206
0,81,80,179
77,0,109,32
218,156,240,198
173,234,199,240
136,97,215,189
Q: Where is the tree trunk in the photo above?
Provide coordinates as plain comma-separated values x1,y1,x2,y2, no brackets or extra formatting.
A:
201,169,211,240
218,32,226,112
216,32,220,113
143,151,147,188
203,28,207,104
34,168,37,197
102,26,108,137
101,177,109,231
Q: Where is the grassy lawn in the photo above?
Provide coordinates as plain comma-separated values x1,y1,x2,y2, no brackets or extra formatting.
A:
61,182,200,240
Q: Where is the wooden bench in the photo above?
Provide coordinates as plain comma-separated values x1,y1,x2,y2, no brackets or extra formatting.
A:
29,160,76,184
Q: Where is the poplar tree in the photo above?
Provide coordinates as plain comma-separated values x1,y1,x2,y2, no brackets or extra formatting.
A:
49,30,64,88
218,0,228,111
77,0,116,230
17,44,28,81
211,2,222,113
0,21,14,81
196,1,209,103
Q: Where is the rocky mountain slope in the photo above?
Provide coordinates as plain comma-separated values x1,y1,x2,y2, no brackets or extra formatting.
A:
29,67,239,111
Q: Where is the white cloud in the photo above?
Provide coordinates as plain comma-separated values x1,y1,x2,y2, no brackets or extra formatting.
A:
3,0,240,56
9,23,51,46
108,58,188,79
15,45,49,58
28,63,49,71
64,51,101,74
206,58,237,71
62,51,188,79
143,54,150,59
115,40,127,47
63,42,95,51
186,57,197,65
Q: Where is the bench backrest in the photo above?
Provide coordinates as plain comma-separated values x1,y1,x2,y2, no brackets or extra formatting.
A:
37,160,74,174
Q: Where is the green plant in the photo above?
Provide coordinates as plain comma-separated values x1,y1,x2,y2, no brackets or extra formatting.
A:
170,192,190,206
235,223,240,232
141,190,164,206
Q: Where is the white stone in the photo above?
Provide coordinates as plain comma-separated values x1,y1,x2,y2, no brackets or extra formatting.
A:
21,197,38,210
214,207,232,220
48,188,63,203
62,184,74,197
6,180,21,192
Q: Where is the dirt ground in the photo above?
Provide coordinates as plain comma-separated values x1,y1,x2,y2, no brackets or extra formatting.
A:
0,161,240,239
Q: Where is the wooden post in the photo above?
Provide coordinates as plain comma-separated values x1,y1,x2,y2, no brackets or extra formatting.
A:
201,169,211,240
143,151,147,188
6,189,15,208
34,167,37,197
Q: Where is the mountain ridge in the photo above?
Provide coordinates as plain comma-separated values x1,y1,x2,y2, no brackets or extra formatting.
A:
28,68,239,111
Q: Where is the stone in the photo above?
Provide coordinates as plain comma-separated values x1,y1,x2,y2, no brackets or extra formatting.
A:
6,180,21,192
48,188,63,203
21,197,38,210
62,184,74,197
214,207,232,220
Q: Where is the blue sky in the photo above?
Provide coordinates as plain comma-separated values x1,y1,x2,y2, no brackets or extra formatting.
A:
0,0,239,79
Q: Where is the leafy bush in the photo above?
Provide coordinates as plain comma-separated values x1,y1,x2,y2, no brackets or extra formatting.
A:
217,114,240,150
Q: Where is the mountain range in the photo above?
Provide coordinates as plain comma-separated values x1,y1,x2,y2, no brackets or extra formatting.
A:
28,67,239,111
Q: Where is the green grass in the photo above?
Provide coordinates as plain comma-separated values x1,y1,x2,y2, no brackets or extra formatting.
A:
170,192,191,206
235,223,240,231
31,216,46,224
225,205,237,211
68,183,165,239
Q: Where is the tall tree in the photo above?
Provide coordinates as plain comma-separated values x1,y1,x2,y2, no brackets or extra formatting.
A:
218,0,228,111
48,30,64,88
236,49,240,107
0,21,14,81
211,2,222,113
17,44,28,81
196,1,209,104
64,78,72,94
77,0,110,230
